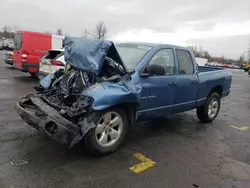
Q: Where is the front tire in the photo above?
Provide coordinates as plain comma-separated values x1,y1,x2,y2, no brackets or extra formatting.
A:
197,92,221,123
84,108,129,156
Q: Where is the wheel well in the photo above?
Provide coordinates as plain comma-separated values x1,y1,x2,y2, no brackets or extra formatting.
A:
209,85,223,97
110,103,139,126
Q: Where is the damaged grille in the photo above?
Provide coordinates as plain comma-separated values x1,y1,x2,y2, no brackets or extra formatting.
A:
39,68,94,119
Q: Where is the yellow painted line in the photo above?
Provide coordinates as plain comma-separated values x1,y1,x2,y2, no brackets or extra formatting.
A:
230,125,249,131
129,153,156,173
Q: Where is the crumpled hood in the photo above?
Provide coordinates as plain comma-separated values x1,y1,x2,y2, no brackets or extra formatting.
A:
64,36,127,74
39,37,142,113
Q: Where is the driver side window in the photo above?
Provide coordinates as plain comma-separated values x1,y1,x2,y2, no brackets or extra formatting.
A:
148,49,175,75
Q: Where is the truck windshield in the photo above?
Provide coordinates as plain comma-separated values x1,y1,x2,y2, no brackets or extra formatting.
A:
116,44,151,70
14,33,22,50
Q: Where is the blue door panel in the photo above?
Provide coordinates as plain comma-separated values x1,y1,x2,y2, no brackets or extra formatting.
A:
138,75,176,119
174,74,199,112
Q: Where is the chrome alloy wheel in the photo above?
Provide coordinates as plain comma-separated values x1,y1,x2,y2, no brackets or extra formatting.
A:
95,111,124,147
208,98,219,118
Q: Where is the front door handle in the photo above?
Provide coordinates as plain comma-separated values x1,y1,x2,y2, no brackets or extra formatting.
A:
192,80,199,83
168,81,176,86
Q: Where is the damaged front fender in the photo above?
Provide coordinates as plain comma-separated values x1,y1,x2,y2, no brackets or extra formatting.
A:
83,72,142,110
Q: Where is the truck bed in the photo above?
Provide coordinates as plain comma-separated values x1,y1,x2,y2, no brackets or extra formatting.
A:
198,66,223,72
196,66,232,104
198,66,231,81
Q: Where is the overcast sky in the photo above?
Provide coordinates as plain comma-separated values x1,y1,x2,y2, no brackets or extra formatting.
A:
1,0,250,59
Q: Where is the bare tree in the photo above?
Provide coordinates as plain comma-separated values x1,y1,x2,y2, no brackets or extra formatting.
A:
82,29,96,39
82,20,108,40
2,25,12,38
64,32,70,37
95,20,108,40
12,25,20,33
56,28,63,36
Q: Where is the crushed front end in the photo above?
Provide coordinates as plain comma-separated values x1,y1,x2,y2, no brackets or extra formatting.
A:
15,37,128,147
15,94,85,147
15,68,97,147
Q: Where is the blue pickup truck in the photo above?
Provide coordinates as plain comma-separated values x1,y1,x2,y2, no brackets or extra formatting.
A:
15,37,232,155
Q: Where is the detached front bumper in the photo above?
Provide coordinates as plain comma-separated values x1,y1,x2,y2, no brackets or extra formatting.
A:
15,96,81,147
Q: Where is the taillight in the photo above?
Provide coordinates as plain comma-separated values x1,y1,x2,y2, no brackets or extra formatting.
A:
21,54,27,63
53,60,64,66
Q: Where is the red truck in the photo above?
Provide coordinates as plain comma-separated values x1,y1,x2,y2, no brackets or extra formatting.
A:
13,31,64,76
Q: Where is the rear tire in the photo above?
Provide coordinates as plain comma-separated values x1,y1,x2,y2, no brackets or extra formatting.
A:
84,108,129,156
196,92,221,123
29,72,37,77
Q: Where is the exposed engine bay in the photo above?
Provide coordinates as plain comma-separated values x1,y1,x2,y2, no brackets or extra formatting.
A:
35,57,126,122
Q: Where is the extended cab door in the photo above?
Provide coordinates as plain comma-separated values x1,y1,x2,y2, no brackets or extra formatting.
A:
174,49,199,112
138,48,177,119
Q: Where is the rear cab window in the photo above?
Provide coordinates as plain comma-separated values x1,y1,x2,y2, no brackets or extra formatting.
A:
176,49,194,74
44,50,64,60
14,33,23,50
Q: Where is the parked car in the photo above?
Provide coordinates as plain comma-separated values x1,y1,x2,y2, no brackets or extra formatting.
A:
231,64,239,69
13,30,64,76
243,63,250,72
38,48,65,79
195,57,208,66
3,39,14,50
3,39,9,50
6,40,14,50
4,51,14,65
205,62,220,67
0,40,3,50
15,37,232,156
224,64,232,69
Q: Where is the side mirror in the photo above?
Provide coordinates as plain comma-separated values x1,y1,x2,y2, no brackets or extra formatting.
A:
141,64,165,77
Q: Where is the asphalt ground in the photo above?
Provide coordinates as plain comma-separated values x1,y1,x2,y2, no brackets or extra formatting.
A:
0,50,250,188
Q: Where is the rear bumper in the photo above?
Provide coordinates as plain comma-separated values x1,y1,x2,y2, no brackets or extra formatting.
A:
4,58,14,65
15,96,81,147
16,63,39,73
22,63,39,73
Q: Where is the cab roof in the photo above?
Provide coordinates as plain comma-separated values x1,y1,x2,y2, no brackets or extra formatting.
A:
115,42,188,51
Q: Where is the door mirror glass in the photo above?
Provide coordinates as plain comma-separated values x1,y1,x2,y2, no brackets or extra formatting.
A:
143,64,166,76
